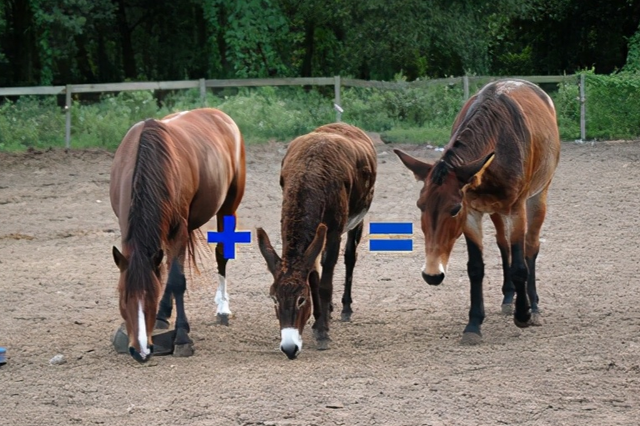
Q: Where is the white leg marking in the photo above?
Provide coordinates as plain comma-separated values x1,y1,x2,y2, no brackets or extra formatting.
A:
280,327,303,352
215,274,232,316
137,301,150,359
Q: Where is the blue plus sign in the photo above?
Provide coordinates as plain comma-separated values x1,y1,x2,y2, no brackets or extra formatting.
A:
207,216,251,259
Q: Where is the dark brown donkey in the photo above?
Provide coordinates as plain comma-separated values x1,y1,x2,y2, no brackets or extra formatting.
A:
110,108,246,362
394,79,560,343
257,123,377,359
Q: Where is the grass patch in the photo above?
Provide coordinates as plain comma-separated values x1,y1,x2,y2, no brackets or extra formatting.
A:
380,126,451,146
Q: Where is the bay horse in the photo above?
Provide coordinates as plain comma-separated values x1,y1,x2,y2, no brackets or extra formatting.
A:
110,108,246,362
394,79,560,343
257,123,377,359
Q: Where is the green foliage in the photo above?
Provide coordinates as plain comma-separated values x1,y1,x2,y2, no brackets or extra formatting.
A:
0,96,65,150
582,72,640,140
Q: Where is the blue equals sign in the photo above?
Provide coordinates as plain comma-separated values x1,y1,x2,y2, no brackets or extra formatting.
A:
369,222,413,252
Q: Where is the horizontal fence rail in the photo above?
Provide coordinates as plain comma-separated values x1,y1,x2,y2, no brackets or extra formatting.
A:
0,74,584,148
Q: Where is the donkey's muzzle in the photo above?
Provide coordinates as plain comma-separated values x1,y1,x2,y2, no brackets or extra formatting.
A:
280,344,300,360
422,272,445,286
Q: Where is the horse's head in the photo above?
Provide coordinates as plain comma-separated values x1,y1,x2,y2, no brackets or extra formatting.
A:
112,246,163,363
393,149,494,285
256,224,327,360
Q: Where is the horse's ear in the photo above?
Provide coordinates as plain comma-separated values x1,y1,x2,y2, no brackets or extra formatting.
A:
455,152,495,188
303,223,327,271
257,228,282,277
393,149,433,181
113,246,128,271
152,249,163,269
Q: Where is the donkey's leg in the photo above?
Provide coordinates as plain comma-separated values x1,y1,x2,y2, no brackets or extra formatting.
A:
504,206,532,328
155,284,173,330
313,233,341,349
525,191,549,326
342,222,364,322
490,214,514,315
461,211,486,345
167,258,194,357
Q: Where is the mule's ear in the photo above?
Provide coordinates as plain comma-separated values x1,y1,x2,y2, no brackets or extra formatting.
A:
455,152,495,188
303,223,327,271
393,149,433,181
257,227,281,276
112,246,128,271
152,249,163,269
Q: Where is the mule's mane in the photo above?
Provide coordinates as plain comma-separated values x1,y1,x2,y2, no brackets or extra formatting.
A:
125,119,178,301
432,84,528,185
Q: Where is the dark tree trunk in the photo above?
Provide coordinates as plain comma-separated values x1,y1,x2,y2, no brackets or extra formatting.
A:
9,0,37,85
114,0,137,79
301,21,315,77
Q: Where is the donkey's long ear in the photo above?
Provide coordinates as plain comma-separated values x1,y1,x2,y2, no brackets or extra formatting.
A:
455,152,495,188
303,223,327,271
393,149,433,181
113,246,129,271
257,228,282,277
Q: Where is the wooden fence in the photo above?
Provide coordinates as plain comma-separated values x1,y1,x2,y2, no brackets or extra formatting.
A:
0,75,585,148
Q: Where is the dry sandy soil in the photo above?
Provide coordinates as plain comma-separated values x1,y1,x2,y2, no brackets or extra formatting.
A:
1,139,640,426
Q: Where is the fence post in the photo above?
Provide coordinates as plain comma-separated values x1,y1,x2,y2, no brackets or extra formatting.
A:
579,73,586,142
65,85,72,149
463,75,469,100
199,78,207,107
334,75,342,122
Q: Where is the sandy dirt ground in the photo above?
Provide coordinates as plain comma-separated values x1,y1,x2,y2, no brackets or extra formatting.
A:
1,139,640,426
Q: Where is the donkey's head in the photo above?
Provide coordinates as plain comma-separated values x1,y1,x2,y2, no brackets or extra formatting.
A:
256,224,327,360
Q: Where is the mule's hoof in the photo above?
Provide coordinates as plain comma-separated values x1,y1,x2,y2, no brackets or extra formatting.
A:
530,312,543,326
514,316,531,328
313,328,329,342
316,338,331,351
173,343,195,357
216,313,230,326
501,303,514,316
460,332,483,345
155,319,170,330
341,312,352,322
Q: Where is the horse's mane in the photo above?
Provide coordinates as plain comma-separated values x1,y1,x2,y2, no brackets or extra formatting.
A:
432,84,528,185
124,119,177,301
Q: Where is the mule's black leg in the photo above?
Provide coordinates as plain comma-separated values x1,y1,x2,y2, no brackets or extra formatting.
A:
461,235,485,344
313,234,341,349
511,241,531,328
155,284,173,330
525,191,548,326
342,222,363,322
490,214,514,314
526,251,540,324
167,259,194,356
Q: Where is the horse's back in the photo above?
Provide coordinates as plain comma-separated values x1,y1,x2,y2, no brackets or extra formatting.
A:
161,108,246,228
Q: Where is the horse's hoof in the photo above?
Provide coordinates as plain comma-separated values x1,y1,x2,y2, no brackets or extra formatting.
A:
316,338,331,351
460,332,482,345
173,343,195,357
341,312,352,322
530,312,543,326
216,313,230,326
501,303,514,316
155,319,170,330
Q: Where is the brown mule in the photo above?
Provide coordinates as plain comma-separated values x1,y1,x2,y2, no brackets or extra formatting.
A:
257,123,377,359
395,79,560,343
110,108,246,362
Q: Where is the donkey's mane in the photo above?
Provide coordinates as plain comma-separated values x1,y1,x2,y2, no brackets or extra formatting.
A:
431,83,528,185
125,119,178,301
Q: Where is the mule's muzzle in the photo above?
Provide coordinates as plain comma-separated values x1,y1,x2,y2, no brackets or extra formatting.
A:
422,272,445,285
280,344,300,360
128,345,153,363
